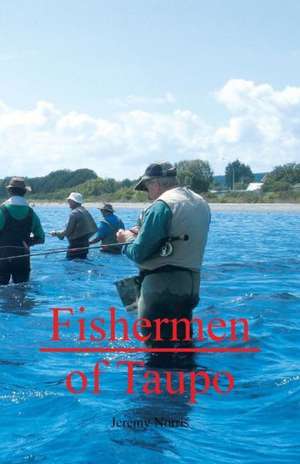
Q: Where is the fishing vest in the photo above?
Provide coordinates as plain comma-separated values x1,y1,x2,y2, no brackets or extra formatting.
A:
68,207,97,240
0,206,33,248
139,187,211,272
101,218,123,254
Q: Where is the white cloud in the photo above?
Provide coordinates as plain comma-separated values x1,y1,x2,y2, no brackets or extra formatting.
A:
214,79,300,170
0,80,300,179
108,92,176,108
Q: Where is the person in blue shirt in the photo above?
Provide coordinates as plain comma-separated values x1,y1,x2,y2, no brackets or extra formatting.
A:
89,203,125,254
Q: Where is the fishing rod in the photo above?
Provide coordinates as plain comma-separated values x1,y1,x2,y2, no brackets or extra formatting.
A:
0,241,131,262
0,234,189,262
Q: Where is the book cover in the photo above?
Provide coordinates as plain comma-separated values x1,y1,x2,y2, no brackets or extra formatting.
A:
0,2,299,463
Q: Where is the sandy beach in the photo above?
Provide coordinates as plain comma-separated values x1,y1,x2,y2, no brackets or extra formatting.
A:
33,201,300,212
207,203,300,212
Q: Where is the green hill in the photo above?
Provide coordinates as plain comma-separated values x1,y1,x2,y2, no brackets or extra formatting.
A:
0,163,299,203
0,169,97,197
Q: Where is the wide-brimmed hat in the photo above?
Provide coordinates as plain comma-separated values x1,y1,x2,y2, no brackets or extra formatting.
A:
6,177,32,192
67,192,83,204
134,161,177,191
98,203,114,213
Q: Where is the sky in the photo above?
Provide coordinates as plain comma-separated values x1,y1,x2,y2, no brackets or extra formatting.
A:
1,0,300,179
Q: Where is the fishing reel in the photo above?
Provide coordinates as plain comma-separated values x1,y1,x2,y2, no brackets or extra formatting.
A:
160,240,174,257
159,234,189,257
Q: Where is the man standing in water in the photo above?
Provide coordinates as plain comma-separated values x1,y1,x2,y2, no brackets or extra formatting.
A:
117,162,211,348
51,192,97,260
89,203,125,254
0,177,45,285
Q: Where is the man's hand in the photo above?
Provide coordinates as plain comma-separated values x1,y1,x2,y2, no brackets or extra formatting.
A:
129,226,140,235
50,231,64,240
116,229,136,243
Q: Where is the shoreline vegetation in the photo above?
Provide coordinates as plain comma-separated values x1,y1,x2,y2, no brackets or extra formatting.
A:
18,201,300,212
1,193,300,205
1,161,299,204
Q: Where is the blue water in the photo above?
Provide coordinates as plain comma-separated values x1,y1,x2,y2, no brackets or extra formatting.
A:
0,206,299,464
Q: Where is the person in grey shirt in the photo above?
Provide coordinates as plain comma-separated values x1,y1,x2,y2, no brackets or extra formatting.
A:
51,192,97,260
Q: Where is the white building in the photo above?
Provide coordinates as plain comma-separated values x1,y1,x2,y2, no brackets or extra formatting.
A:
246,182,264,192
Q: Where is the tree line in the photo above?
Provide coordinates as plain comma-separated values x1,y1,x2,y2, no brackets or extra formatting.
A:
0,160,299,201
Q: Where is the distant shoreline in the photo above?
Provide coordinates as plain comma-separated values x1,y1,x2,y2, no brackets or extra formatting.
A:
31,201,300,212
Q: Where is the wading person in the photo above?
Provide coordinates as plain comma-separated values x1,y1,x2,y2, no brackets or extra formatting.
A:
51,192,97,260
0,177,45,285
89,203,125,254
117,162,211,351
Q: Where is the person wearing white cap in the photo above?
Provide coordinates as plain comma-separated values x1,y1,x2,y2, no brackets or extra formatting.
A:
51,192,97,260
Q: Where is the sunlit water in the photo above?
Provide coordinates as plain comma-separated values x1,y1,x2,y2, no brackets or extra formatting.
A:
0,206,299,464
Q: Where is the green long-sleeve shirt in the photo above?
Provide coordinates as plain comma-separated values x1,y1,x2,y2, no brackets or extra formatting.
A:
124,200,172,264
